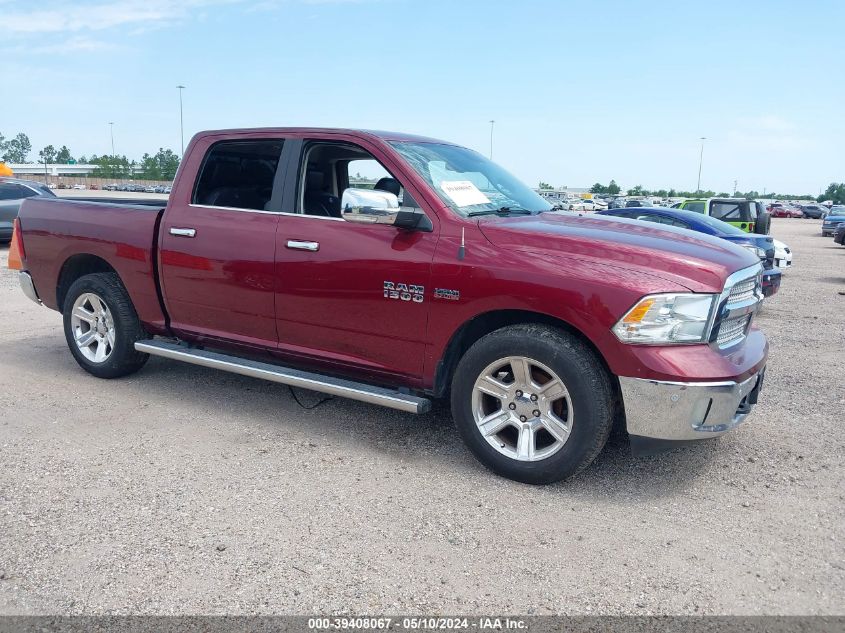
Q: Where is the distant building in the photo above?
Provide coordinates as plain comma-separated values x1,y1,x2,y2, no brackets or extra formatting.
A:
6,163,144,178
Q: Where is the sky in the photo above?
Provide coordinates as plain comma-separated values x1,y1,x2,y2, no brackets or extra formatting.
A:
2,0,843,195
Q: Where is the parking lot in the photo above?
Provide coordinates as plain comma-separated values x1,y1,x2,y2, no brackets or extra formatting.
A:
0,218,842,615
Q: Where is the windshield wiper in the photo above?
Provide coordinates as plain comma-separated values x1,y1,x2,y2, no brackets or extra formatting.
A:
467,207,534,217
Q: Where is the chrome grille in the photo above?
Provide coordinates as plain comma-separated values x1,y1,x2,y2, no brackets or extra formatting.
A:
710,266,763,348
727,277,757,304
716,315,750,347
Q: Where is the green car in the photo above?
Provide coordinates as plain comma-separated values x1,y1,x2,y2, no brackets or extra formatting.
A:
671,198,770,234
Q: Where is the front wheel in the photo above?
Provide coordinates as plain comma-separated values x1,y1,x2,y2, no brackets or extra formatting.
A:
450,324,615,484
62,273,149,379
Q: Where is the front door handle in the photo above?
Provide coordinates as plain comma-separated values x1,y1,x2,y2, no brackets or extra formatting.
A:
170,227,197,238
286,240,319,252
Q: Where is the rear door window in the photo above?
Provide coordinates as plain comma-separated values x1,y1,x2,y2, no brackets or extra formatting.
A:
0,184,19,200
192,139,284,211
637,214,689,228
0,184,36,200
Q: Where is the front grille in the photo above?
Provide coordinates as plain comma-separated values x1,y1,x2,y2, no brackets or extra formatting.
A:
716,314,750,347
711,269,761,348
727,277,757,304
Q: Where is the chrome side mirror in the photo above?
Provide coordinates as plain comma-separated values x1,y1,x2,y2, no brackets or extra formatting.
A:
341,187,431,231
341,188,400,225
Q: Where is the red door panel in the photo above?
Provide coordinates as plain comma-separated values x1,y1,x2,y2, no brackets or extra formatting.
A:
160,206,280,348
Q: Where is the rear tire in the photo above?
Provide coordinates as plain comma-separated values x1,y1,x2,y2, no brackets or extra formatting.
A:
450,324,615,484
62,273,149,379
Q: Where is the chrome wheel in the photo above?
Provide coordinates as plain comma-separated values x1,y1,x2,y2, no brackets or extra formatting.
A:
70,292,115,363
471,356,573,462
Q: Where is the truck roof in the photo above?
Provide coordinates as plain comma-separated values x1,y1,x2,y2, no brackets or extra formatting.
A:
192,127,458,146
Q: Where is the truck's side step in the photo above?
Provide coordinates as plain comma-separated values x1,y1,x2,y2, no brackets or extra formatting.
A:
134,339,431,414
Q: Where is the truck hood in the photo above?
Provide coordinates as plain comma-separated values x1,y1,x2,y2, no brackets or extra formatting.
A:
477,212,759,293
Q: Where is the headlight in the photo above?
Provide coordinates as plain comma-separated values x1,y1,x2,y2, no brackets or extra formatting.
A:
740,244,767,259
613,293,716,344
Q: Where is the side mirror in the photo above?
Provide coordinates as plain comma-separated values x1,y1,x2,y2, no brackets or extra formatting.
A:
341,187,431,231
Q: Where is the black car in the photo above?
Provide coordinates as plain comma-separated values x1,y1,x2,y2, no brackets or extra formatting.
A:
0,177,56,243
834,222,845,246
801,204,827,219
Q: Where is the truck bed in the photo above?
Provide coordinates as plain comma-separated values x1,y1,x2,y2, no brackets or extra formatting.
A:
18,197,169,333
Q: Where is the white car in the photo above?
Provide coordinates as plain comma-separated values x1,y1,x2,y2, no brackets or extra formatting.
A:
72,184,86,190
772,238,792,270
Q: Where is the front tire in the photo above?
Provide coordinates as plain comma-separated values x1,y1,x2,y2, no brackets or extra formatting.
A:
62,273,149,379
450,324,615,484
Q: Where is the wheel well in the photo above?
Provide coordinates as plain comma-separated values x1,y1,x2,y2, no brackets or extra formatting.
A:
56,254,118,311
433,310,616,399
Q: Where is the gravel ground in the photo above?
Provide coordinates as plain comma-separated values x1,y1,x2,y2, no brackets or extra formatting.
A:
0,218,842,616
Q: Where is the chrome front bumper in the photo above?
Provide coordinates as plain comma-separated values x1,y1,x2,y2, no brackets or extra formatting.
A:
19,271,42,305
619,369,765,442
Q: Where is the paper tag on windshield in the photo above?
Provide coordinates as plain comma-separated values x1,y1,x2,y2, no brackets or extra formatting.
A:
440,180,491,207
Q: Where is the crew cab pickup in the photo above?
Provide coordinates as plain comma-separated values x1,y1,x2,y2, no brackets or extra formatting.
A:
10,128,769,484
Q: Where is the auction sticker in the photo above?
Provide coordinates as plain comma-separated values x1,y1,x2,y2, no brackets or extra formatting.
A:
440,180,491,207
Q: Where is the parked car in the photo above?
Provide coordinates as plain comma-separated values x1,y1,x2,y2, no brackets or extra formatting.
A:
72,184,86,190
163,185,172,194
0,177,56,243
801,204,827,219
834,222,845,246
770,205,803,218
672,198,770,234
103,183,119,191
10,127,769,484
772,239,793,270
598,206,781,296
144,185,157,193
821,207,845,237
549,198,572,211
624,199,649,208
608,198,626,209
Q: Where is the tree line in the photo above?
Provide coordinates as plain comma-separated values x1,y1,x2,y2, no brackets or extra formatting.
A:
583,180,824,202
0,130,181,181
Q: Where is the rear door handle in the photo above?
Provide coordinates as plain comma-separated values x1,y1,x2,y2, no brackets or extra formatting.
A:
170,227,196,238
286,240,319,252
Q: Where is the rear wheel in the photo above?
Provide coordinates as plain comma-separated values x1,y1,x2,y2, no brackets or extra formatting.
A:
62,273,149,378
450,324,615,484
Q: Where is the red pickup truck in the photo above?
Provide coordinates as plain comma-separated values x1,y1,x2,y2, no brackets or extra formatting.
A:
10,128,768,484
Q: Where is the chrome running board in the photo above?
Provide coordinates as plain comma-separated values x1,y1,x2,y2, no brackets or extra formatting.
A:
134,339,431,414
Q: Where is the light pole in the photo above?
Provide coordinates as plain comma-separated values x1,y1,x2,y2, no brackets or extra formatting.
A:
109,122,115,180
177,85,186,157
696,137,706,193
489,120,495,159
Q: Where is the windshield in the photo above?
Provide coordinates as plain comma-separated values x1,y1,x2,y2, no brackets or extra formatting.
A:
389,141,552,216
